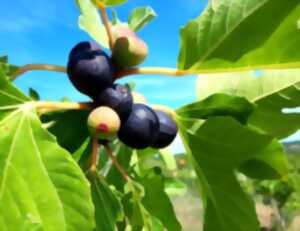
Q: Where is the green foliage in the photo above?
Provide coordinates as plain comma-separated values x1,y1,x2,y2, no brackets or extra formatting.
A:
141,172,182,231
88,171,123,231
239,140,289,180
128,7,157,32
2,0,300,231
111,9,122,26
177,115,271,231
178,0,300,71
122,181,153,230
29,88,40,101
196,69,300,139
0,71,94,230
42,110,90,153
0,55,18,78
177,93,255,124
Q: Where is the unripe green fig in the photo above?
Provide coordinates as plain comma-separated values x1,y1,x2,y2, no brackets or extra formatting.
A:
87,106,121,140
132,91,147,104
112,26,148,69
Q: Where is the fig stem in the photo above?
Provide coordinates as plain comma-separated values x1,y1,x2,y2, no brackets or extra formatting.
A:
11,64,66,80
95,1,115,50
90,138,99,172
104,144,129,181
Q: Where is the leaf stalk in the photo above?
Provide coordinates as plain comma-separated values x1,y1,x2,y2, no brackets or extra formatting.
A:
104,144,129,181
95,0,115,50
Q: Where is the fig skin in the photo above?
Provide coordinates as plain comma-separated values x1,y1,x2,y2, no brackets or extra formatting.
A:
112,26,148,69
95,84,133,121
67,42,115,98
87,106,121,140
151,110,178,149
69,41,100,60
118,104,159,149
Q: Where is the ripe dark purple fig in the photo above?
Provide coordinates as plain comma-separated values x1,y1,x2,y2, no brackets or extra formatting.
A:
95,84,133,120
151,110,178,149
118,104,159,149
112,26,148,69
67,42,114,98
69,41,100,60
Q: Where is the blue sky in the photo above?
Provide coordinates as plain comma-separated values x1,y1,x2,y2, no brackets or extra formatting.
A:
0,0,208,109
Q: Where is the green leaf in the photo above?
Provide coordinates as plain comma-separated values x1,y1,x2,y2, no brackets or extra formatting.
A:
239,140,289,180
150,216,164,231
0,56,7,63
76,0,109,48
195,71,292,179
178,116,273,231
0,69,29,122
141,173,182,231
88,171,123,231
0,106,94,230
196,69,300,139
135,148,178,178
122,181,153,231
159,148,177,171
42,110,90,153
111,9,122,26
125,81,136,91
96,0,128,7
177,93,255,124
73,137,91,162
178,0,300,71
0,70,94,229
128,7,157,32
0,55,18,78
165,178,187,197
29,88,40,101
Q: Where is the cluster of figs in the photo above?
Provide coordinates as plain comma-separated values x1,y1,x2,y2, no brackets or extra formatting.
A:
67,26,178,149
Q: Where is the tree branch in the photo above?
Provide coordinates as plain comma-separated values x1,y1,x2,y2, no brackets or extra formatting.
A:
115,67,200,79
12,64,66,80
33,101,92,114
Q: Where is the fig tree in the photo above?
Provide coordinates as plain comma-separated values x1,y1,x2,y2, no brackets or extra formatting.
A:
95,84,133,121
67,42,114,98
87,106,121,140
118,104,159,149
151,110,178,149
112,26,148,69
